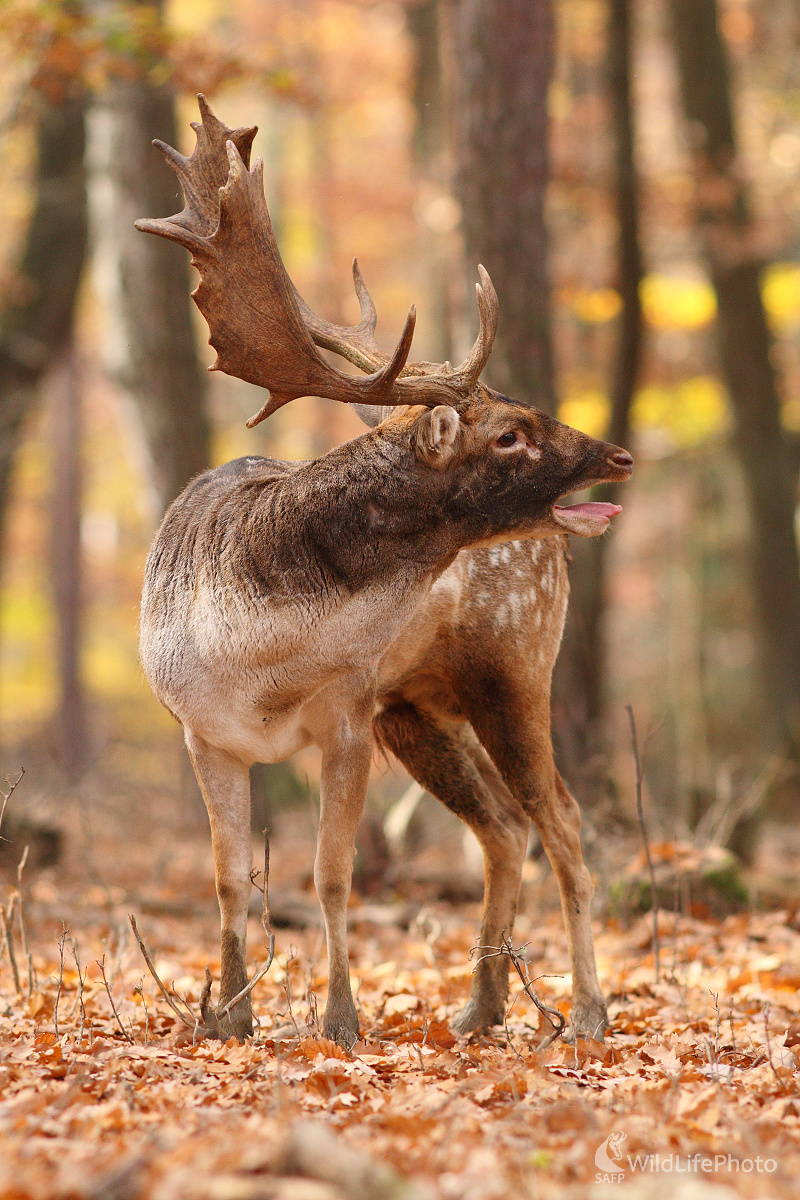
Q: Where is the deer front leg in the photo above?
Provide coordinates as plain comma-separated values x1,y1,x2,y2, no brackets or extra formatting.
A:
315,704,373,1049
185,731,253,1040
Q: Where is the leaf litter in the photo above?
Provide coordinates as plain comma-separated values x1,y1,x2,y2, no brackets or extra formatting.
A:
1,880,800,1198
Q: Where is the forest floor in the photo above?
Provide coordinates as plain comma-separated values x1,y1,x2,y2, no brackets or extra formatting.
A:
1,821,800,1200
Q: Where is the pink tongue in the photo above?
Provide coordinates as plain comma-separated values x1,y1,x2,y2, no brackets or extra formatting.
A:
553,501,622,519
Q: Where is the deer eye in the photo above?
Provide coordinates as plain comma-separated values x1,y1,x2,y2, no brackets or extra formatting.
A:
497,431,517,447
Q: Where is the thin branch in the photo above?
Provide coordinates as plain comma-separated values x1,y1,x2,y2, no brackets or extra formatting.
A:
626,705,660,981
71,944,86,1045
54,925,67,1039
218,829,275,1021
128,915,195,1029
0,898,21,994
471,935,566,1048
0,768,24,843
16,846,35,997
97,954,134,1043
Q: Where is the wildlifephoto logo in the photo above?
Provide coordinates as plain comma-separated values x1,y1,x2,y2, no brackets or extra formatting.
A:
594,1132,778,1182
595,1132,628,1181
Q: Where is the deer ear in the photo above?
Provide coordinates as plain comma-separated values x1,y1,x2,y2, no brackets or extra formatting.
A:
412,405,460,469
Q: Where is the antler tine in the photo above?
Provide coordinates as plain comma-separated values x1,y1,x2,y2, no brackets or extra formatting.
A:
142,93,258,240
448,265,499,391
245,299,417,428
294,259,388,375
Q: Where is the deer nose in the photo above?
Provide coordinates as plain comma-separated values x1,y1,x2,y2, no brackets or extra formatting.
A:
608,449,633,470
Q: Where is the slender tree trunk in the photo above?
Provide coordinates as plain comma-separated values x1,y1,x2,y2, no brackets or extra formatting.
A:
87,36,209,512
50,344,87,777
559,0,645,758
407,0,456,366
0,94,88,539
668,0,800,747
451,0,556,409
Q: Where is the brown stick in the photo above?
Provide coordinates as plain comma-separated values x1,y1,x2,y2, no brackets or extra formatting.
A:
16,845,35,997
71,943,86,1045
0,897,21,994
471,934,566,1048
128,914,195,1029
54,925,67,1038
219,829,276,1021
626,705,660,981
0,767,24,843
97,954,134,1043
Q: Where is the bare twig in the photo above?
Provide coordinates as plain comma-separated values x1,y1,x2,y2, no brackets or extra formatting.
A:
54,925,67,1039
306,979,320,1036
71,944,86,1045
97,954,134,1043
710,990,721,1058
16,845,35,997
471,934,566,1048
503,1009,524,1063
0,768,24,842
218,829,276,1022
279,947,302,1040
626,705,660,981
128,915,194,1029
0,898,21,994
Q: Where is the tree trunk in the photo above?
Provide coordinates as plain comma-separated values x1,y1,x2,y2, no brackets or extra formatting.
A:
87,67,209,512
407,0,458,366
557,0,645,765
668,0,800,748
50,344,87,778
451,0,556,409
0,94,88,539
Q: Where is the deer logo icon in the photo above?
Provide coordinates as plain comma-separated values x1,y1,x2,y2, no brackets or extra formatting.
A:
595,1131,628,1176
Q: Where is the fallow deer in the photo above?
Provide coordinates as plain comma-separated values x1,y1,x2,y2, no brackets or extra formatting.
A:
136,97,633,1048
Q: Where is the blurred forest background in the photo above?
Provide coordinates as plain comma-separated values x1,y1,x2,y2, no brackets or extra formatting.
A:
2,0,800,915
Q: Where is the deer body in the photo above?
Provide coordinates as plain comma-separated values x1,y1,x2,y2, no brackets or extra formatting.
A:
137,98,632,1047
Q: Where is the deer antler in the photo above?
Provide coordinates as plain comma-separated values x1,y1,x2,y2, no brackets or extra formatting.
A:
297,259,499,395
135,97,496,423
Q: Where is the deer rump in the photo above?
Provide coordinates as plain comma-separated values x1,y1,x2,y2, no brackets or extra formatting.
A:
136,97,632,1049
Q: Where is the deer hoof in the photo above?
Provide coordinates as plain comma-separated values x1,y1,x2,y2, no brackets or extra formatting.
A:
201,983,253,1042
322,1000,359,1050
564,996,609,1044
450,999,504,1036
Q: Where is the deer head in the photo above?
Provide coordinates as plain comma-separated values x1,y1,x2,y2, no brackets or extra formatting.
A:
136,96,631,539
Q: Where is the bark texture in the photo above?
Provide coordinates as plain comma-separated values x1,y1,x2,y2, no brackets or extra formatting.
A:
0,95,88,535
88,76,209,512
451,0,556,410
50,345,87,777
669,0,800,746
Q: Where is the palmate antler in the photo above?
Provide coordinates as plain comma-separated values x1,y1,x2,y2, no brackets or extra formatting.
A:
135,96,498,425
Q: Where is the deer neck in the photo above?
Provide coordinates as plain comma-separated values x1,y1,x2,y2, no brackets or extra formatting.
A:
288,435,463,596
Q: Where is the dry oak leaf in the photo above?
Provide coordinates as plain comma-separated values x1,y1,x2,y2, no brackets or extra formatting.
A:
294,1038,351,1062
474,1073,528,1105
383,993,420,1017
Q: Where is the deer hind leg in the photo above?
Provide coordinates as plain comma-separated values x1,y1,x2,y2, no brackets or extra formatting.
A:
374,700,530,1033
466,688,609,1042
315,714,373,1049
185,731,253,1040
